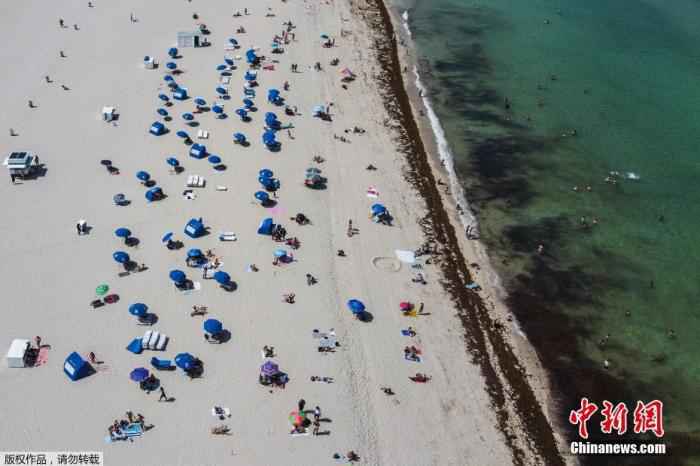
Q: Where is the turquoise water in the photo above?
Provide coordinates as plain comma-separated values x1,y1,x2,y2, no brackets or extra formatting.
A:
396,0,700,462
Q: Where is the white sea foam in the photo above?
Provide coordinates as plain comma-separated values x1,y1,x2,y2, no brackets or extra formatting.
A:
411,65,477,234
401,10,412,37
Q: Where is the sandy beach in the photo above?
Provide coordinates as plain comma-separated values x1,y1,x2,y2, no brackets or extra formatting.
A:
0,0,563,465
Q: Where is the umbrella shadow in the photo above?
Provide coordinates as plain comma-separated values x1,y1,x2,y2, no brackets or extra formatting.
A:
213,329,232,343
213,164,227,171
125,237,140,247
144,180,157,188
357,311,374,322
187,121,200,127
137,313,158,326
261,199,278,208
219,281,237,292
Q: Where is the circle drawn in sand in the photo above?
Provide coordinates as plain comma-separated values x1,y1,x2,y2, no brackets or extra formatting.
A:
371,256,401,272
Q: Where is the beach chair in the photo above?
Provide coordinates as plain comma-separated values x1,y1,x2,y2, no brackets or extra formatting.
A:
151,357,175,370
126,338,143,354
186,175,206,188
219,232,237,241
197,129,209,139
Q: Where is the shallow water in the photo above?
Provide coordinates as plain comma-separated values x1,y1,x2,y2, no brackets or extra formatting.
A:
393,0,700,463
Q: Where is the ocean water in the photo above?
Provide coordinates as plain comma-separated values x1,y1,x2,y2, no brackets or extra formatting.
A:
392,0,700,463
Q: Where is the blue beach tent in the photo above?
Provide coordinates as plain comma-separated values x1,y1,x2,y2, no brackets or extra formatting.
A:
173,87,188,100
184,218,206,238
257,218,274,235
64,352,92,381
189,143,207,159
149,121,166,136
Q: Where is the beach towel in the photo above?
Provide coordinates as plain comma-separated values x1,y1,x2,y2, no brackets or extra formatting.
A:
33,348,49,367
366,186,379,198
395,250,416,264
404,355,422,363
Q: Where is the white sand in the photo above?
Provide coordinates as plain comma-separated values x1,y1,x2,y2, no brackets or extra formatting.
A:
0,1,518,465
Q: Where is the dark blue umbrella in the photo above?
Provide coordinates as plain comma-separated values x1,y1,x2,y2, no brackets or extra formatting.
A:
187,248,203,258
244,72,256,81
176,130,190,139
169,269,186,284
194,97,206,106
130,367,149,382
347,299,366,314
213,271,230,285
215,86,227,95
371,203,387,215
168,47,178,58
158,93,170,102
212,105,224,114
203,319,222,334
175,353,194,370
228,38,238,46
115,227,131,238
255,191,269,202
166,62,177,70
216,64,227,71
162,232,173,243
224,58,234,66
136,170,150,181
259,169,274,179
235,108,247,117
157,108,169,116
208,155,222,165
182,112,194,121
233,132,246,143
166,157,179,167
260,360,279,376
163,75,174,82
265,112,278,121
113,251,130,264
243,98,254,108
128,303,148,317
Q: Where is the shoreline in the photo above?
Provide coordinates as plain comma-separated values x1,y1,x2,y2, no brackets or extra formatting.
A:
357,0,571,464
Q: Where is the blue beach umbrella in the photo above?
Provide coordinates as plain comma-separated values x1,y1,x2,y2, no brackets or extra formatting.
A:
182,112,194,121
176,130,190,139
169,269,186,284
371,203,387,215
235,108,247,117
157,108,169,117
243,98,254,108
115,227,131,239
216,64,227,71
259,169,273,179
194,97,206,107
162,232,174,243
168,47,178,58
224,58,234,66
163,75,174,82
244,71,256,81
203,319,223,334
187,248,203,258
208,155,222,165
212,105,224,114
255,191,269,202
166,157,179,167
213,271,230,285
130,367,149,382
175,353,194,370
347,299,366,314
136,170,150,182
233,132,246,143
158,94,170,102
113,251,130,264
128,303,148,317
215,86,227,95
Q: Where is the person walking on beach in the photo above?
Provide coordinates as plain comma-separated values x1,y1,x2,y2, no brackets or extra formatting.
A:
76,222,82,235
59,50,66,58
298,399,306,413
10,173,16,184
34,336,42,349
313,406,321,422
28,100,35,108
158,386,168,402
59,18,65,28
312,419,320,435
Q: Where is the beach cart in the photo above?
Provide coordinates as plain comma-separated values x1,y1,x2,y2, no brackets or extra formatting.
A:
64,352,92,381
189,143,207,159
149,121,166,136
173,87,188,100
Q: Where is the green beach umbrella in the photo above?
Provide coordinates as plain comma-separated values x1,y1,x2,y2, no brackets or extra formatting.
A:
96,284,109,296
